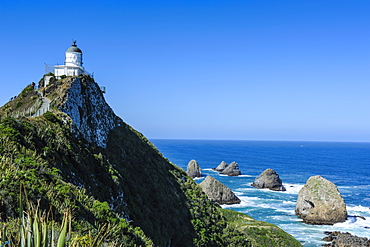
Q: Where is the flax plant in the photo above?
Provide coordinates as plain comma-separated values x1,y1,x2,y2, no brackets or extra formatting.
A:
0,185,113,247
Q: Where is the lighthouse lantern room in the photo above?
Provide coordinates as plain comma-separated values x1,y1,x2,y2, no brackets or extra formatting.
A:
54,41,85,77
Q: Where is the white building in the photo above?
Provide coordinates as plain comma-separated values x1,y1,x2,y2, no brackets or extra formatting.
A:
54,41,85,77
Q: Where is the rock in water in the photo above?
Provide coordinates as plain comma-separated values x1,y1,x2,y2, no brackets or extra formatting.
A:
251,168,286,191
212,161,228,172
186,159,202,178
295,175,347,225
200,176,241,205
322,232,370,247
220,161,241,176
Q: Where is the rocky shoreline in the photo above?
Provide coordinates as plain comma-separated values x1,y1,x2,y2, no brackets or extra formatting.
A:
322,231,370,247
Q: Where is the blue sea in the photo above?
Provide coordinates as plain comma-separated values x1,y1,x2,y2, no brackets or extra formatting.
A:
150,139,370,246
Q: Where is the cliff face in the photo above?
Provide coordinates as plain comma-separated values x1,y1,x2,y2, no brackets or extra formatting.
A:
57,76,120,148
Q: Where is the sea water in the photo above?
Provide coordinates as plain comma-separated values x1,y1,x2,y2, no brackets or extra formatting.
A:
151,140,370,246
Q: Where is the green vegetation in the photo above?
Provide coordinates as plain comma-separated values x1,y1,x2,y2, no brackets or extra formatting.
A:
0,85,41,118
0,116,151,246
21,85,35,98
0,185,140,247
221,209,302,247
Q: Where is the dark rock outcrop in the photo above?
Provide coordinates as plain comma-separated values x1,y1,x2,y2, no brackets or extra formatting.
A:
322,231,370,247
251,168,286,191
220,161,241,176
295,175,347,225
212,161,228,172
199,176,241,204
186,159,202,178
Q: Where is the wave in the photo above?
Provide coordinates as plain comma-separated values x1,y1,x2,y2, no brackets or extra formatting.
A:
194,177,205,181
222,195,295,212
339,185,370,189
283,183,304,194
221,196,251,209
333,216,370,235
347,205,370,213
275,208,296,215
282,200,296,205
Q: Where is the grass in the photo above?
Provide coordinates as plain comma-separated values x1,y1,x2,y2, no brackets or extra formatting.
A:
221,209,302,247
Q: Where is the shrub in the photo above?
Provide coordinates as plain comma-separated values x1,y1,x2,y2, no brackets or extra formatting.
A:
43,112,59,124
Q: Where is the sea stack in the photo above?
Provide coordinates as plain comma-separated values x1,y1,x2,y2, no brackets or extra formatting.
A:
212,161,228,172
186,159,202,178
199,176,241,205
295,175,347,225
251,168,286,191
220,161,241,176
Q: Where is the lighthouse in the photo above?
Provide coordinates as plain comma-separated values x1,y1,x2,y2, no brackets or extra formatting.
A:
54,41,85,77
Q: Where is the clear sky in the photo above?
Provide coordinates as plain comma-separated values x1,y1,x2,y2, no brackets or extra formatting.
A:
1,0,369,142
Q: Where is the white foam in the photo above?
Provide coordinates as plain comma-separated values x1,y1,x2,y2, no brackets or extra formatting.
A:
234,191,244,196
282,200,296,205
235,187,255,192
194,177,205,181
275,208,295,215
333,216,370,232
202,168,215,171
283,183,304,194
347,205,370,213
235,175,253,177
221,196,251,209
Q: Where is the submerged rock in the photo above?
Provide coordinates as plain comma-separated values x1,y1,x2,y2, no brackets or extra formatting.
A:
212,161,228,172
220,161,241,176
186,159,202,178
295,175,347,225
251,168,286,191
199,176,241,205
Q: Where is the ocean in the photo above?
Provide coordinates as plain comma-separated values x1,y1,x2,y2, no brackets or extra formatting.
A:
150,139,370,246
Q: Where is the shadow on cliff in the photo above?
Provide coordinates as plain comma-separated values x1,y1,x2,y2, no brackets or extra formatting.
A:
106,124,196,246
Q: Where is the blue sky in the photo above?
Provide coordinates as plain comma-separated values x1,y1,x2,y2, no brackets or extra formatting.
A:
1,0,369,142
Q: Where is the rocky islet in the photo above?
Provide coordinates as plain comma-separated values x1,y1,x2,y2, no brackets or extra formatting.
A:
186,159,202,178
220,161,242,176
251,168,286,191
212,161,228,172
295,175,347,225
200,176,241,205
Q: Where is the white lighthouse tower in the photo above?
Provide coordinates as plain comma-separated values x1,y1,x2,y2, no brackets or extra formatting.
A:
54,41,85,77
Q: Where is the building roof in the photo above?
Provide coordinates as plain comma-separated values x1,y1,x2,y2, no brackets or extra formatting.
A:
66,41,82,53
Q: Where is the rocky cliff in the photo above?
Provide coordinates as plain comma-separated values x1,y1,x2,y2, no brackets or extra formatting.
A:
56,76,120,148
0,75,302,246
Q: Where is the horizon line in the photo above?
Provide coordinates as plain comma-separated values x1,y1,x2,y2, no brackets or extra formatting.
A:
148,138,370,144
